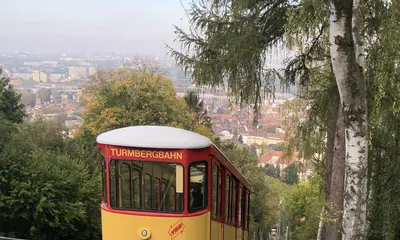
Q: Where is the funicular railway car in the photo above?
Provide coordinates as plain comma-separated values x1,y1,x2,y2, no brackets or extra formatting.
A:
97,125,251,240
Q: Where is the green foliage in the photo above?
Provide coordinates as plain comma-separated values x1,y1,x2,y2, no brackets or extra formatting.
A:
283,164,298,185
366,3,400,239
284,181,324,240
0,69,26,152
0,120,101,239
36,88,51,103
64,127,100,176
82,69,193,136
169,0,292,111
0,69,25,124
17,118,67,152
263,163,280,179
17,89,36,107
42,105,62,114
184,89,212,129
183,90,216,140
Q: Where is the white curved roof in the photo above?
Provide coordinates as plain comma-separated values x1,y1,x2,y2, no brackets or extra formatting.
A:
96,125,213,149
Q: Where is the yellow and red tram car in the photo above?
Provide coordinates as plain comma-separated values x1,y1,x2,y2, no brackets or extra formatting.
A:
97,126,252,240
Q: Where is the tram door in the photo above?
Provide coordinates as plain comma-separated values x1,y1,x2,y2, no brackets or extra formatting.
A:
211,158,223,240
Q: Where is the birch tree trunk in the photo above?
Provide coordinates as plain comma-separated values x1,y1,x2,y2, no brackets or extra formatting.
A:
329,0,368,239
317,206,325,240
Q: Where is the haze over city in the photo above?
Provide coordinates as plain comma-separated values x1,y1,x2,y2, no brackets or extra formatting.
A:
0,0,190,56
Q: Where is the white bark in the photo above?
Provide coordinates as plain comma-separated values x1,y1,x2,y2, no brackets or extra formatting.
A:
316,206,325,240
329,0,369,240
352,0,365,68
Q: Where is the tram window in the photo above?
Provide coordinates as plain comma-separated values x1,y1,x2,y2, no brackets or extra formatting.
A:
109,160,183,213
120,163,132,208
243,190,250,230
211,163,219,219
101,155,107,204
109,161,117,207
189,161,208,212
247,191,250,229
144,174,152,209
225,175,231,223
160,180,167,211
132,168,141,209
153,178,160,209
238,186,243,227
169,186,175,211
218,168,222,219
232,181,237,225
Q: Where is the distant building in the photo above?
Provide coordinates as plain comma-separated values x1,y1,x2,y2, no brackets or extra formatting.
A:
12,73,32,80
35,97,41,106
9,79,21,86
49,74,64,82
88,67,97,76
24,61,41,67
32,71,49,83
32,70,40,82
240,135,283,146
65,119,83,129
218,130,233,140
40,72,48,83
41,61,58,66
68,67,87,79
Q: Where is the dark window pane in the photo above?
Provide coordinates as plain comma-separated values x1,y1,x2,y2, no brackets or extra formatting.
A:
109,160,183,213
153,178,160,209
189,161,207,212
232,181,237,225
132,168,141,209
238,187,243,227
144,174,152,209
225,175,230,223
121,163,132,208
101,156,107,204
212,163,218,218
110,162,116,207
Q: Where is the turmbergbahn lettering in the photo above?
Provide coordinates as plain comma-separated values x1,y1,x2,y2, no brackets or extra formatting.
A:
110,148,183,160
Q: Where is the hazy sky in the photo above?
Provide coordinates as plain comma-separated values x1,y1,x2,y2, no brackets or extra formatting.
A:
0,0,191,56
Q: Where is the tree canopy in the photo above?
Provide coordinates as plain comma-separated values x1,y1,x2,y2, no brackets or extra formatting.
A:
169,0,292,111
82,69,192,136
0,119,100,240
0,69,25,124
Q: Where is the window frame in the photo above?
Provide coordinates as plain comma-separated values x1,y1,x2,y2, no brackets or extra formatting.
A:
188,160,208,213
109,159,184,214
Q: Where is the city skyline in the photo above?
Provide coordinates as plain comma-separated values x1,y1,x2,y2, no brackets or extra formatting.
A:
0,0,191,57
